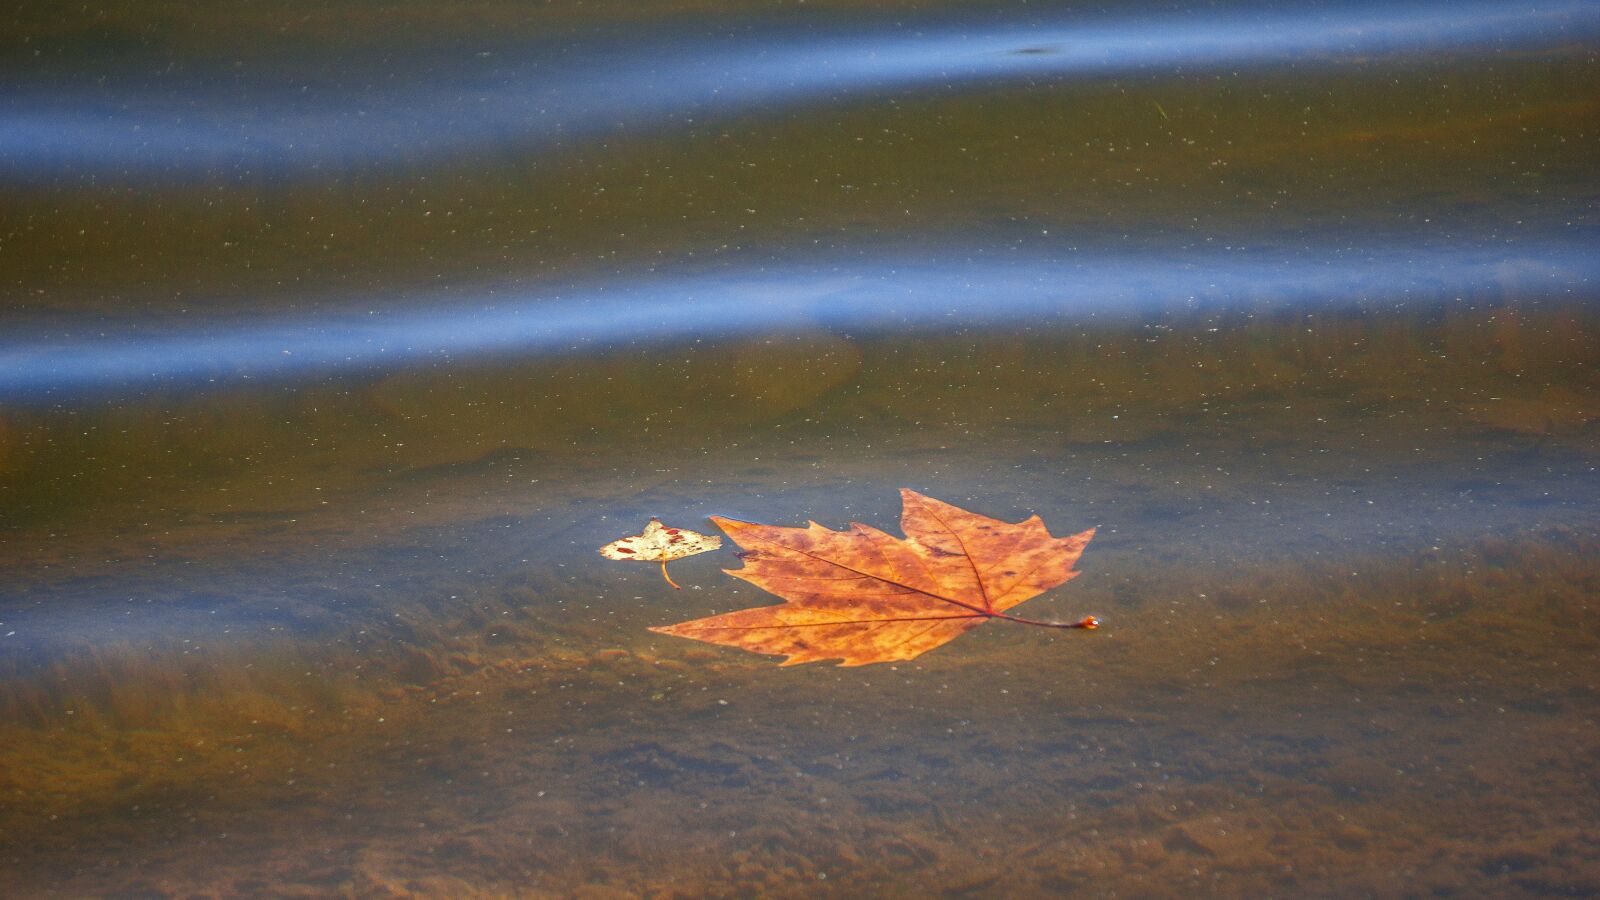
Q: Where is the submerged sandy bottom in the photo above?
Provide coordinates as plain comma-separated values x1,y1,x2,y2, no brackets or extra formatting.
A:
2,525,1596,897
3,304,1598,896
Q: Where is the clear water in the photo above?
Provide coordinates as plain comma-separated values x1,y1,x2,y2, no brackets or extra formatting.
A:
2,1,1597,896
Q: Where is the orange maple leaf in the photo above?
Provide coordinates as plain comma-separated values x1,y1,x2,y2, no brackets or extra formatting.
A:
649,489,1098,666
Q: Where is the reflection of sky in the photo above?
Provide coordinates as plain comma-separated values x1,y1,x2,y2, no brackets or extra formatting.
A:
4,238,1594,401
3,1,1596,177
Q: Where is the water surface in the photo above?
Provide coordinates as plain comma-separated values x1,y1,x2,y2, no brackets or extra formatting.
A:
1,1,1597,896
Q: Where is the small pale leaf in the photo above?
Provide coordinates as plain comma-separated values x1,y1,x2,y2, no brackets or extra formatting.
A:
600,518,723,589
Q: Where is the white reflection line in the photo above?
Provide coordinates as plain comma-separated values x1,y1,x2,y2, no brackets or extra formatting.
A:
1,1,1596,174
1,245,1594,399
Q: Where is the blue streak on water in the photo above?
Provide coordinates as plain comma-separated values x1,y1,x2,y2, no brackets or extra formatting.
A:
2,1,1596,178
3,239,1594,402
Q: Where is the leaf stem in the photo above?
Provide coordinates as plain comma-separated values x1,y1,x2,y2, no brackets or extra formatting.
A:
660,559,682,590
992,612,1099,630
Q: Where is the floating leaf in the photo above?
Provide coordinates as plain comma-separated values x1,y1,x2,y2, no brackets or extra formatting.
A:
651,489,1097,666
600,518,723,589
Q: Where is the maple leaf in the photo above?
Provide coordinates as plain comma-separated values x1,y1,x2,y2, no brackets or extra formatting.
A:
650,489,1097,666
600,518,723,589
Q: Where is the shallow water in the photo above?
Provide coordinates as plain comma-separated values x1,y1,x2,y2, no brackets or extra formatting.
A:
2,1,1598,897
